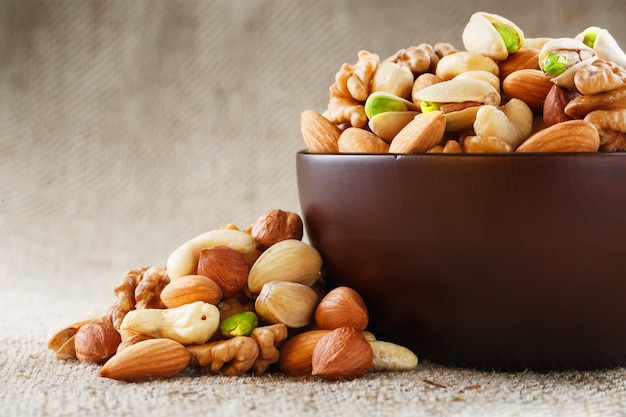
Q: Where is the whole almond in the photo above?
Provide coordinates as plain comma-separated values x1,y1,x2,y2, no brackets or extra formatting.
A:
516,120,599,153
99,338,190,381
502,69,553,113
338,127,389,153
278,329,330,376
160,274,222,308
389,111,446,154
301,109,340,153
311,327,373,381
498,47,540,81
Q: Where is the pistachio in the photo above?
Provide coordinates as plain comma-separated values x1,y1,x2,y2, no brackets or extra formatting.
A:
220,311,258,338
539,38,597,89
414,77,501,132
254,281,319,328
367,112,419,144
462,12,524,61
435,51,500,80
364,91,418,119
247,239,322,294
576,26,626,69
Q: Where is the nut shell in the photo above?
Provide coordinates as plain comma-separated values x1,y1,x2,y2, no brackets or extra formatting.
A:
74,318,121,364
197,246,249,298
251,209,304,251
543,84,580,127
254,281,319,328
247,239,322,294
315,286,369,331
311,327,373,380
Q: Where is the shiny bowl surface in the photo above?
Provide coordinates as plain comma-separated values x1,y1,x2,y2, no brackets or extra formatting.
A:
296,151,626,370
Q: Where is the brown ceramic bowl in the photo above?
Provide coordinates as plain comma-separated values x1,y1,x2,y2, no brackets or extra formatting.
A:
296,151,626,371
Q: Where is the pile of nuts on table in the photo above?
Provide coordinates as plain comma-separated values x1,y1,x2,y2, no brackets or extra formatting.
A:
47,209,418,382
301,11,626,154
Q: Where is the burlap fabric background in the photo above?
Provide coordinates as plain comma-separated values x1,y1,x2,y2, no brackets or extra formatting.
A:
3,1,626,416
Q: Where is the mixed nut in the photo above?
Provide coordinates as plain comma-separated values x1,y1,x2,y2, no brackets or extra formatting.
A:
47,209,418,381
302,11,626,154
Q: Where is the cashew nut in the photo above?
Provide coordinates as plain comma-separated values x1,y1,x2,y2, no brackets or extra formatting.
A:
119,301,220,345
368,340,418,372
473,98,533,149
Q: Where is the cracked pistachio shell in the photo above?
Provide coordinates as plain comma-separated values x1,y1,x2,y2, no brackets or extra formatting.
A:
247,239,322,294
368,110,420,142
576,26,626,69
453,70,501,92
435,51,500,80
539,38,597,89
413,77,500,106
462,12,525,61
364,92,419,119
414,78,501,132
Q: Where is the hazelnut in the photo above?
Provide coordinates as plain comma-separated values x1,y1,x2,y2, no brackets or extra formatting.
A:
197,246,249,298
543,84,580,127
74,318,121,364
311,327,373,380
251,209,304,251
315,286,369,331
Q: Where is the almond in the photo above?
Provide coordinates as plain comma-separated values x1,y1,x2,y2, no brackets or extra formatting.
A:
516,119,600,152
278,329,330,376
498,47,540,81
388,111,446,153
300,109,340,153
502,69,554,113
99,338,190,381
160,274,222,308
311,327,373,381
338,127,389,153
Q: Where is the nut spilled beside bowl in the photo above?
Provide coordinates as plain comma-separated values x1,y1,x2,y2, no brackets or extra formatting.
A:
297,151,626,371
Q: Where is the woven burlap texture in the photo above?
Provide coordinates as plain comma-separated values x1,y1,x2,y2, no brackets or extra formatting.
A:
2,1,626,416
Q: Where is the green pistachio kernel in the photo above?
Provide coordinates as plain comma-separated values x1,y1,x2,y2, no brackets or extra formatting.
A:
364,93,408,119
420,101,440,113
542,51,579,77
220,311,258,338
582,29,600,48
493,23,521,53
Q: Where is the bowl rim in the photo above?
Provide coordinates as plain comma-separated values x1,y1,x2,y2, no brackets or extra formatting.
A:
297,149,626,158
